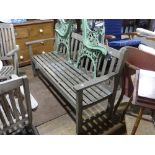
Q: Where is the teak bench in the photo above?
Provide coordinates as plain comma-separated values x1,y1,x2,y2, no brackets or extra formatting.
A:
26,20,127,134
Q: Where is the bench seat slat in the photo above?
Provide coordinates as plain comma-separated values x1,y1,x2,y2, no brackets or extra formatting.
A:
33,53,111,108
43,54,100,102
34,55,90,105
38,54,91,105
44,53,110,100
50,52,112,96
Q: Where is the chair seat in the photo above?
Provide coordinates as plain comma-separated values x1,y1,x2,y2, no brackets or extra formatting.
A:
0,65,14,80
108,39,141,48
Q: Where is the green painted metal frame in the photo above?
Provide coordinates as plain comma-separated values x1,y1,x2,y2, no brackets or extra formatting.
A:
76,19,107,78
55,19,107,78
55,19,73,62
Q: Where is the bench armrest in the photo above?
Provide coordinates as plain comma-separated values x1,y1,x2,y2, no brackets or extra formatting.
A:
6,45,19,57
25,38,55,46
25,38,55,60
73,72,118,92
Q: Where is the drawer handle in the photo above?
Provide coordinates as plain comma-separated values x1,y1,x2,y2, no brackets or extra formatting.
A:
40,41,45,45
20,55,24,60
39,29,44,33
42,51,45,54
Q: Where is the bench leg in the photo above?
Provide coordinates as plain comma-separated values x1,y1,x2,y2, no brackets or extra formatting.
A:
106,96,115,119
31,61,37,77
76,90,83,135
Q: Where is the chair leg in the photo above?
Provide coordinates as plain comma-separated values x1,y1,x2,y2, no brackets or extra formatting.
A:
113,90,124,114
131,107,144,135
120,96,133,121
106,97,115,119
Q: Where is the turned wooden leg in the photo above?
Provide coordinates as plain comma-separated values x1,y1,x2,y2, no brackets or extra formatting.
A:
120,96,133,121
131,107,144,135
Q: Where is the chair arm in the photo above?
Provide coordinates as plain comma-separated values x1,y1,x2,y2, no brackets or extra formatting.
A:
25,38,55,46
122,32,140,39
6,45,19,57
125,62,139,71
146,36,155,41
105,35,116,40
73,72,118,92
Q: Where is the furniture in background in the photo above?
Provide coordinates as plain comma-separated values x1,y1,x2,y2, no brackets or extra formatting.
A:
0,75,38,135
113,47,155,134
0,24,19,79
104,19,141,49
122,19,136,33
131,69,155,134
135,28,155,51
14,20,55,66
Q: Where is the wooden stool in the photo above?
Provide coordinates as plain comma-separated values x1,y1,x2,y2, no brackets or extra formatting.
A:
131,70,155,135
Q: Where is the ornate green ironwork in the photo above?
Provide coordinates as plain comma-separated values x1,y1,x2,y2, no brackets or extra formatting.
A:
55,19,73,61
77,19,107,78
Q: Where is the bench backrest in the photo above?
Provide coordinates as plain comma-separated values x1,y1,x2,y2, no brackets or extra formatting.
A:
59,32,126,81
55,20,126,80
0,24,16,59
0,76,32,135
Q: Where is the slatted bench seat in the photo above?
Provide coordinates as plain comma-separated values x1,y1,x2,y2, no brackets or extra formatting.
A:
26,20,127,134
33,52,112,109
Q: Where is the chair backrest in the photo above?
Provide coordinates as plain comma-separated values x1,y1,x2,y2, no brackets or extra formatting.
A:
0,24,16,59
122,47,155,97
104,19,122,40
0,76,32,135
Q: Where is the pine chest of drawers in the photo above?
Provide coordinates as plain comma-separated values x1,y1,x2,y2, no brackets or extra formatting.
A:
14,20,54,66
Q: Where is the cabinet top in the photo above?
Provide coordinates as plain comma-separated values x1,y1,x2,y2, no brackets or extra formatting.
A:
14,19,54,27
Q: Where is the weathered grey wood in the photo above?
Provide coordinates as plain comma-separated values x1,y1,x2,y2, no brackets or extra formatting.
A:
49,53,106,99
8,91,20,121
28,31,127,134
76,90,83,134
43,54,98,103
0,24,19,79
73,39,79,61
25,38,54,46
0,76,38,135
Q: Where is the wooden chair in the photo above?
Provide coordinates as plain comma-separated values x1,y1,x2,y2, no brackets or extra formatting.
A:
0,23,19,80
113,47,155,134
0,75,38,135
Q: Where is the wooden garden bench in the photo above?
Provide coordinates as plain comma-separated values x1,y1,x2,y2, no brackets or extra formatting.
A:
26,20,127,134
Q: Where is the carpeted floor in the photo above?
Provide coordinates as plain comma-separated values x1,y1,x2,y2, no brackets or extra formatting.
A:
19,65,66,127
19,65,155,135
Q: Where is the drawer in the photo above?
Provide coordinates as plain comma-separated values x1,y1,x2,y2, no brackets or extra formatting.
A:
16,38,28,50
29,23,54,40
32,40,54,55
15,27,29,39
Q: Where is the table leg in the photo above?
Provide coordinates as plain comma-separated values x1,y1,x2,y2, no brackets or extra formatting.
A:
131,107,144,135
